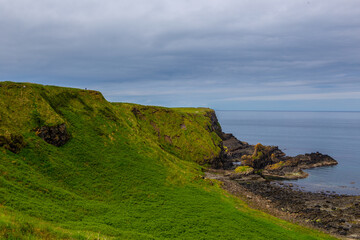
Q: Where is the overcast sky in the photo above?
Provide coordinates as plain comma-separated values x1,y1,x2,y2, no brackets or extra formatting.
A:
1,0,360,110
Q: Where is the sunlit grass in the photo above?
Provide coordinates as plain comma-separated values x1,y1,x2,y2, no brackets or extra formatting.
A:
0,82,335,239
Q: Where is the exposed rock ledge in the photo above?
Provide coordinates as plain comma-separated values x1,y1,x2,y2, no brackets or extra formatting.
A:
36,123,70,147
220,133,338,180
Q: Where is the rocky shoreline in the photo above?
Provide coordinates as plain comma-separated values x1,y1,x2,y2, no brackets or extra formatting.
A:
210,131,360,239
206,169,360,239
221,133,338,180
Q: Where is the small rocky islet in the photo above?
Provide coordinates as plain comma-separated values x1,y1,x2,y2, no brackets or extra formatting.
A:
208,132,360,239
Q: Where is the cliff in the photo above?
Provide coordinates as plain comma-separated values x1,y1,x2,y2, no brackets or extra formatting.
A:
0,82,334,239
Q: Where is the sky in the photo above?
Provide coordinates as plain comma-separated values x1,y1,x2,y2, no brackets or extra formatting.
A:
1,0,360,111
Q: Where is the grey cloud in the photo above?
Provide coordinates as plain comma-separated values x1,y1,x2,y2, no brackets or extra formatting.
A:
0,0,360,110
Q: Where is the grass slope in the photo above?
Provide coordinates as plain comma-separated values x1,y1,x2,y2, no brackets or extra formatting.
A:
0,82,335,239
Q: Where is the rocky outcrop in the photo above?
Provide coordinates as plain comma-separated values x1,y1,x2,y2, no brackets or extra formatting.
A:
0,134,26,153
36,123,70,147
222,133,254,161
262,152,337,180
291,152,338,169
220,133,338,180
241,143,286,169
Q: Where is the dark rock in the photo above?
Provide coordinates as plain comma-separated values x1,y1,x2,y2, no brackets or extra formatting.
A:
0,134,26,153
205,111,223,137
36,123,70,147
218,131,338,180
339,231,347,236
222,133,254,162
291,152,338,169
262,153,337,180
233,179,360,237
210,155,227,169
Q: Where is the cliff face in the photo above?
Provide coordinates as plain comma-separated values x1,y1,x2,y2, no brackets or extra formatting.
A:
205,110,223,138
115,104,225,168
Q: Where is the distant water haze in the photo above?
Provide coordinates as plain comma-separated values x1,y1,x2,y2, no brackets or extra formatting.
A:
217,111,360,195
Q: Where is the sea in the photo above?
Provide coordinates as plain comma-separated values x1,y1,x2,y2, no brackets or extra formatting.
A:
216,111,360,195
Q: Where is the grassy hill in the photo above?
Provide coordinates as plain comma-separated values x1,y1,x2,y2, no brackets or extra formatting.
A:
0,82,335,239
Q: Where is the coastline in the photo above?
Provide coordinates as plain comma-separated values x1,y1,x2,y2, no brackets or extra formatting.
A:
205,168,360,239
209,127,360,239
216,110,360,195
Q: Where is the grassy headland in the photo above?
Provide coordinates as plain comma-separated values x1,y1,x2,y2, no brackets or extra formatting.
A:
0,82,335,239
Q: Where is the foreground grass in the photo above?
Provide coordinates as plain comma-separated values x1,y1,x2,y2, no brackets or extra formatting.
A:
0,82,335,239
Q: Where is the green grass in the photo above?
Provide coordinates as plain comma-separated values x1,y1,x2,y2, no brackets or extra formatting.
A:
0,82,336,239
235,166,254,173
172,107,211,114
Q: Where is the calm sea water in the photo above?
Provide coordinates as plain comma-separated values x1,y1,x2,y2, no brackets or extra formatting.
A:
216,111,360,195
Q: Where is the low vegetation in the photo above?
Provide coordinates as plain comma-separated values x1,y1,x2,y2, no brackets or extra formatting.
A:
0,82,335,239
234,166,254,174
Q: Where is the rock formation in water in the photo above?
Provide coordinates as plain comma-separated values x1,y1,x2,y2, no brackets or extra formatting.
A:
220,132,337,180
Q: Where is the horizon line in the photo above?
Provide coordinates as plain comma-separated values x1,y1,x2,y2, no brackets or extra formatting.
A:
214,110,360,113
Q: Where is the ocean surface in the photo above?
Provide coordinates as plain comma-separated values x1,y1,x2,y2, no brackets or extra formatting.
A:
216,111,360,195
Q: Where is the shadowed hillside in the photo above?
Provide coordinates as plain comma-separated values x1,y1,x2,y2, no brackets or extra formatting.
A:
0,82,335,239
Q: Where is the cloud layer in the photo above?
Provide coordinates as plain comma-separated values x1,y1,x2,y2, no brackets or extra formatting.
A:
1,0,360,110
